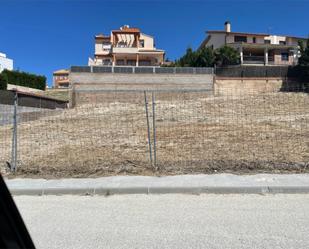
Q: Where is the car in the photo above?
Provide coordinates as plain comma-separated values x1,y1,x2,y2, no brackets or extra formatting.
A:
0,174,35,249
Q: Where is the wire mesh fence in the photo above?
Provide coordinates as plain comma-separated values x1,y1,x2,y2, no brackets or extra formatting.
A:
0,88,309,177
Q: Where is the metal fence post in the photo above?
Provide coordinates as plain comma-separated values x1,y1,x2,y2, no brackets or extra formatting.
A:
152,92,157,168
11,91,18,172
144,91,153,166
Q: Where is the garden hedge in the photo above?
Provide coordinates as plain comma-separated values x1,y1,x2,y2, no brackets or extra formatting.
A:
0,69,46,90
0,74,8,90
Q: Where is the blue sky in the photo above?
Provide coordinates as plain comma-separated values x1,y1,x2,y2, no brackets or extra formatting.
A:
1,0,309,86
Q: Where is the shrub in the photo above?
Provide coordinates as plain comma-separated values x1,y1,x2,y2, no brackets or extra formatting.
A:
0,74,8,90
1,70,46,90
298,38,309,66
288,65,309,82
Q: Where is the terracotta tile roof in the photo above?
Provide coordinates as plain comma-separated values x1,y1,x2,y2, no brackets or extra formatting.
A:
207,30,307,39
207,30,269,36
53,69,69,75
95,34,111,39
112,27,140,33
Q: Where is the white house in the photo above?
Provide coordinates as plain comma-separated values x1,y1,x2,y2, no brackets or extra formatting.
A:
0,52,13,72
200,21,307,66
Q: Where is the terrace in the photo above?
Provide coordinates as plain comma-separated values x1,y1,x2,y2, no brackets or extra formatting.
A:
228,42,298,66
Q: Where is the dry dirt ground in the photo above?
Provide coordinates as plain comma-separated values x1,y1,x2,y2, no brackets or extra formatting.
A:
1,91,309,178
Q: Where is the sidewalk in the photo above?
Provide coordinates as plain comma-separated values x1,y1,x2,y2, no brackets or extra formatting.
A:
5,174,309,195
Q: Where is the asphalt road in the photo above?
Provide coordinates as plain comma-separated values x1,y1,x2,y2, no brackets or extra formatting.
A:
14,194,309,249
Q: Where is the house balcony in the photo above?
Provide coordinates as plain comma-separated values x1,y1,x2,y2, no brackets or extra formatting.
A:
243,55,275,65
228,42,298,50
243,55,264,64
112,47,138,54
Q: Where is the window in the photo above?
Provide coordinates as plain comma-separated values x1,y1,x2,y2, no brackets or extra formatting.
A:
116,59,125,65
234,36,247,43
117,41,127,48
281,52,289,61
264,39,271,44
102,42,111,51
127,60,136,66
59,83,69,88
139,60,151,66
103,59,111,65
253,37,256,43
139,39,145,48
279,41,286,45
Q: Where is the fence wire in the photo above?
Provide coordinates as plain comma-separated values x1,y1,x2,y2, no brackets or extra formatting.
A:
1,88,309,177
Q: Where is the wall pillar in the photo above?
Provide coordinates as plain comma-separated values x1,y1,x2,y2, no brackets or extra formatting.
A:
240,46,243,65
136,54,139,67
112,54,116,66
292,50,297,66
264,48,268,65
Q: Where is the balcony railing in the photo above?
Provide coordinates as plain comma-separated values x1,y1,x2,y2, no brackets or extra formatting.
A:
112,47,138,53
243,55,292,65
243,55,265,63
244,55,264,62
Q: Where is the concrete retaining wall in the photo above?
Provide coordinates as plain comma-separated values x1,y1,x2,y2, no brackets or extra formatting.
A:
214,77,287,95
70,72,214,106
70,72,214,89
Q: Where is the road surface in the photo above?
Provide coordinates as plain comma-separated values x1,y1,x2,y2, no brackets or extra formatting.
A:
14,194,309,249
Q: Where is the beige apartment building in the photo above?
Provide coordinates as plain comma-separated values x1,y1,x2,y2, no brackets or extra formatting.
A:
200,21,307,66
88,25,165,66
53,69,69,88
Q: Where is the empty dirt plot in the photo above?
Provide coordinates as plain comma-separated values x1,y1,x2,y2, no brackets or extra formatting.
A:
1,91,309,178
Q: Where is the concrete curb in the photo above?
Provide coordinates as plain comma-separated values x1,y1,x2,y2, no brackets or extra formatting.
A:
8,186,309,196
6,174,309,196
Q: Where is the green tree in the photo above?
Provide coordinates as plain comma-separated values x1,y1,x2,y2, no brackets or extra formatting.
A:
298,38,309,66
195,47,216,67
0,74,8,90
175,47,198,67
214,45,240,66
173,45,240,67
175,47,216,67
298,40,305,55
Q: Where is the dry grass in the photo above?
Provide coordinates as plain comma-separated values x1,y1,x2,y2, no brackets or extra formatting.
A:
1,91,309,178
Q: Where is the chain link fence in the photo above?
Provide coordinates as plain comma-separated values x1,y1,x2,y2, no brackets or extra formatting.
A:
1,88,309,177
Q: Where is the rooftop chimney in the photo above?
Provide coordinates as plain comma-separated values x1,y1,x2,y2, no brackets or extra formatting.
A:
224,21,231,32
120,25,130,30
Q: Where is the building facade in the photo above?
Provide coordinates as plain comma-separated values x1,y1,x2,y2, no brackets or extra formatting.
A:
53,69,69,88
89,25,165,67
0,52,13,73
200,21,306,66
